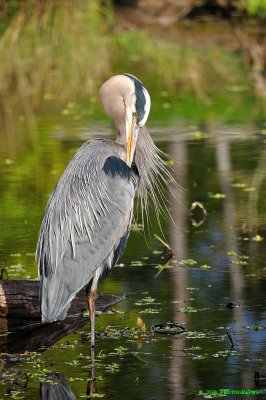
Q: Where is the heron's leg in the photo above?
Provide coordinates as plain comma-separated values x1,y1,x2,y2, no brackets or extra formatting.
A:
87,290,98,348
87,341,97,395
86,266,103,347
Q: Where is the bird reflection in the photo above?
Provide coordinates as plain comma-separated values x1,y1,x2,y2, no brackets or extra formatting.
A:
40,372,76,400
40,348,97,399
87,346,97,397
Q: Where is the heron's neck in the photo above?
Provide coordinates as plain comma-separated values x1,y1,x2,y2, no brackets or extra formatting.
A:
114,119,127,146
115,134,126,146
113,136,128,164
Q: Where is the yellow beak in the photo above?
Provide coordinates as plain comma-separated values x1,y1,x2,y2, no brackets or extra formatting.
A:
126,117,139,167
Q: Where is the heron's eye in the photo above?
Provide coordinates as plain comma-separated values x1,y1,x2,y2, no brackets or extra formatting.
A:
133,111,138,118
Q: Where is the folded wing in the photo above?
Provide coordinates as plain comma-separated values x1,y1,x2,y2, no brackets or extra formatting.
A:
37,140,136,322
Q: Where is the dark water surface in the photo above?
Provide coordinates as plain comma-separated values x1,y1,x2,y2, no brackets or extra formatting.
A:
0,115,266,399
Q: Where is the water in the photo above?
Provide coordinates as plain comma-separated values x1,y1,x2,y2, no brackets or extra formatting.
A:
0,112,266,399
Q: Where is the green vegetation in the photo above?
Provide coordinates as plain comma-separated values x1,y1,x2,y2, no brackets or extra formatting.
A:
0,1,111,112
0,0,266,131
245,0,266,15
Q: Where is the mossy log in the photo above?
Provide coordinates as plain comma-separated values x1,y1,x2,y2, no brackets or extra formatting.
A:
0,280,124,353
0,280,122,319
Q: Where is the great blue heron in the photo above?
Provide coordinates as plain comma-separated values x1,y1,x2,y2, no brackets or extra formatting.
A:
37,73,170,347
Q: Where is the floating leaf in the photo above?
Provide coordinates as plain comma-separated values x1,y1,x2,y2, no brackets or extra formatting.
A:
252,234,263,242
139,308,160,314
227,251,237,256
180,258,197,266
201,264,211,270
237,236,250,241
245,324,264,331
232,260,248,266
136,317,146,332
153,322,185,334
115,263,125,268
178,306,197,313
154,263,173,270
113,346,128,356
190,353,208,360
135,297,159,306
185,346,202,350
208,193,225,199
186,287,199,291
69,377,85,382
130,260,144,267
185,331,207,339
105,363,120,373
232,182,247,188
212,349,238,358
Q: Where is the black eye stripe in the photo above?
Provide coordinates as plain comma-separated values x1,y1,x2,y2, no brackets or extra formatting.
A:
123,73,146,124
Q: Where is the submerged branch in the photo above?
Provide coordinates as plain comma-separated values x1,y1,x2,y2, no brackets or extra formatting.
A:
225,328,234,349
154,234,174,256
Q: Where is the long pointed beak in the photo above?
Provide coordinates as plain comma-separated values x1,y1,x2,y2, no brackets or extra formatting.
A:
126,117,139,167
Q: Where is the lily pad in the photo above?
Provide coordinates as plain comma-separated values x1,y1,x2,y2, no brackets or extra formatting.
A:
152,322,185,335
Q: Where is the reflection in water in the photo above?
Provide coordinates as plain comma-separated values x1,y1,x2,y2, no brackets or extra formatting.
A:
215,135,245,300
41,372,76,400
1,126,266,398
248,148,266,233
87,346,97,398
168,139,189,397
164,134,266,396
215,135,249,389
40,347,98,399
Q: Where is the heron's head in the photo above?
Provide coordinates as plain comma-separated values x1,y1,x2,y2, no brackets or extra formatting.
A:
100,74,151,166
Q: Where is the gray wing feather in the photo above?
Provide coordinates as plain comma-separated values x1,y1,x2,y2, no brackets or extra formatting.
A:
37,140,135,322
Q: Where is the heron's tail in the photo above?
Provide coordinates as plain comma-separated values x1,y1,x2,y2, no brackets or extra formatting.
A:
40,274,76,322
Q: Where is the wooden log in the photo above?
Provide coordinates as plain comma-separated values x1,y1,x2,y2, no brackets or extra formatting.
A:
0,297,124,354
0,280,119,319
0,280,40,319
0,280,125,354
